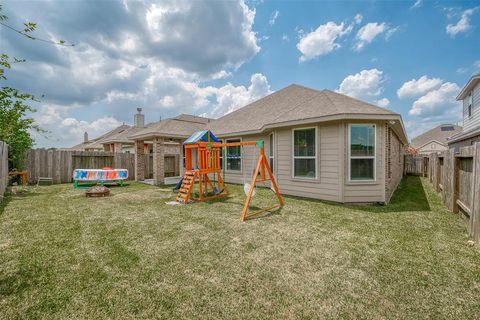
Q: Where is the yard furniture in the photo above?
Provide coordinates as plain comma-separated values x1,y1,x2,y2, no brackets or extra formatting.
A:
178,130,283,221
9,171,28,186
37,177,53,186
73,168,128,188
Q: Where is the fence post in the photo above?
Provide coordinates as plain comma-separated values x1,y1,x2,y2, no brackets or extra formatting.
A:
471,143,480,243
443,149,457,212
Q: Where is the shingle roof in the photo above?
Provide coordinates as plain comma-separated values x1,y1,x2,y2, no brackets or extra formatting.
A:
411,124,462,149
207,84,399,136
129,114,211,140
102,124,154,144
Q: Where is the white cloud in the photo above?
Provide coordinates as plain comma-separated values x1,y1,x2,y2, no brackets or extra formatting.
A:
297,22,353,61
354,22,387,51
397,76,443,99
475,60,480,68
209,73,273,116
337,69,385,100
411,0,422,9
408,82,461,116
269,10,279,25
281,34,289,42
376,98,390,108
446,7,479,37
354,14,363,24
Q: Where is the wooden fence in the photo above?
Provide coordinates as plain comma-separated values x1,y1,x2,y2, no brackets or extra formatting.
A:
404,155,429,176
25,149,180,184
408,144,480,244
0,141,8,201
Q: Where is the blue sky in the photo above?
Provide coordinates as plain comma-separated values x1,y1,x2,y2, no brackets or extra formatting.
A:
2,0,479,147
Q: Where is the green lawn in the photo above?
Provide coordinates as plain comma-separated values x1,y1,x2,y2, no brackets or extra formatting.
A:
1,177,479,319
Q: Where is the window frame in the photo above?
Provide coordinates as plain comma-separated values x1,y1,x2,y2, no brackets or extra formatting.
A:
225,137,242,172
291,126,318,180
468,91,473,118
269,132,275,174
348,123,376,182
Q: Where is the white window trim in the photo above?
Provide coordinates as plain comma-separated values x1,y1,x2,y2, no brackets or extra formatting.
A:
292,127,317,180
225,137,242,173
348,123,376,182
269,132,275,175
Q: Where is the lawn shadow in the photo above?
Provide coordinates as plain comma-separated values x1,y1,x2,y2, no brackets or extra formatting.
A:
345,176,431,213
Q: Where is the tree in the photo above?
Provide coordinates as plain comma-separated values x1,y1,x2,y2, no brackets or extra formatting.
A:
0,5,72,169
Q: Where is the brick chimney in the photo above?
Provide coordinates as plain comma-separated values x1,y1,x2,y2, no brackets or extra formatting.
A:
134,107,145,127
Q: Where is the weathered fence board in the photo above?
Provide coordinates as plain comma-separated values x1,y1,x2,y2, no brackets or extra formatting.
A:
416,143,480,244
0,141,8,200
404,155,428,176
25,149,137,184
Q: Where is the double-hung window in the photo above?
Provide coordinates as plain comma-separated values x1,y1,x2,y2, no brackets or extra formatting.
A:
293,128,316,179
226,138,241,171
269,133,274,172
349,124,376,181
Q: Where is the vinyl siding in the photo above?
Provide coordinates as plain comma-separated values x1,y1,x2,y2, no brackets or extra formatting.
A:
275,123,341,201
463,82,480,132
343,121,385,203
418,141,447,154
220,120,397,204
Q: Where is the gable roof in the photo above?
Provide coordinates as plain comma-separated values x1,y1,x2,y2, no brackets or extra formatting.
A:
129,114,211,140
101,123,154,144
457,73,480,100
207,84,405,141
411,124,462,149
183,130,219,144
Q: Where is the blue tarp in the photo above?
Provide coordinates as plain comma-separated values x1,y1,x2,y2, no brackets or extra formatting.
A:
183,130,219,145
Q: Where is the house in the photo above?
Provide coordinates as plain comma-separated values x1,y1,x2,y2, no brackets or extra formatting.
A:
132,84,408,204
68,124,131,151
448,74,480,148
411,124,462,154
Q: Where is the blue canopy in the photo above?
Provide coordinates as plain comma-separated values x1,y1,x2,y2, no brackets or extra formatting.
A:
183,130,219,145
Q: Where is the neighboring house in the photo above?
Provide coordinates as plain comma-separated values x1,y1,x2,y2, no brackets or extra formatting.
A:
68,124,131,151
411,124,462,154
131,84,408,204
448,74,480,148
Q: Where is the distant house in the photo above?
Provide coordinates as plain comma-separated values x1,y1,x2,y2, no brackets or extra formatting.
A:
411,124,462,154
68,124,131,152
448,74,480,148
130,84,408,204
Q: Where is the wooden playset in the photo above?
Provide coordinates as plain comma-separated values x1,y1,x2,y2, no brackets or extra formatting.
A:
177,130,283,221
73,168,128,188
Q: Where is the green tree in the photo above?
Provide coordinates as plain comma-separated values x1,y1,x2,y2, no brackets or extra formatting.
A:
0,5,72,169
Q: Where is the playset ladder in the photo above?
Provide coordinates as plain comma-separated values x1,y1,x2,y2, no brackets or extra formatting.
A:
176,170,197,204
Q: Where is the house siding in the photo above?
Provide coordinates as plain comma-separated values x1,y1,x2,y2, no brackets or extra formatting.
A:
343,121,386,203
220,120,402,204
418,141,447,154
462,82,480,132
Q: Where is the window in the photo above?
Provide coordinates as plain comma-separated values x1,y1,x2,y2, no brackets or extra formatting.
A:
468,91,473,118
269,133,274,172
349,124,375,181
226,138,241,171
440,126,454,131
219,140,224,169
293,128,316,179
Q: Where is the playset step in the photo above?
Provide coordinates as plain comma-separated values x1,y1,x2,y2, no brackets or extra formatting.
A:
176,170,197,204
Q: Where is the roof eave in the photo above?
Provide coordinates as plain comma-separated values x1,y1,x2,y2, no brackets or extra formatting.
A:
215,113,408,144
456,75,480,100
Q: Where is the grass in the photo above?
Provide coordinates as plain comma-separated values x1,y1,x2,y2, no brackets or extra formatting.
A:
0,176,479,319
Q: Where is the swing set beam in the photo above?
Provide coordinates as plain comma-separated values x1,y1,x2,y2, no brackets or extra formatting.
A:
182,139,283,221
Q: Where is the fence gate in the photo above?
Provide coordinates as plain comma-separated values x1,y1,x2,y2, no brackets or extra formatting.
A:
404,155,429,177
